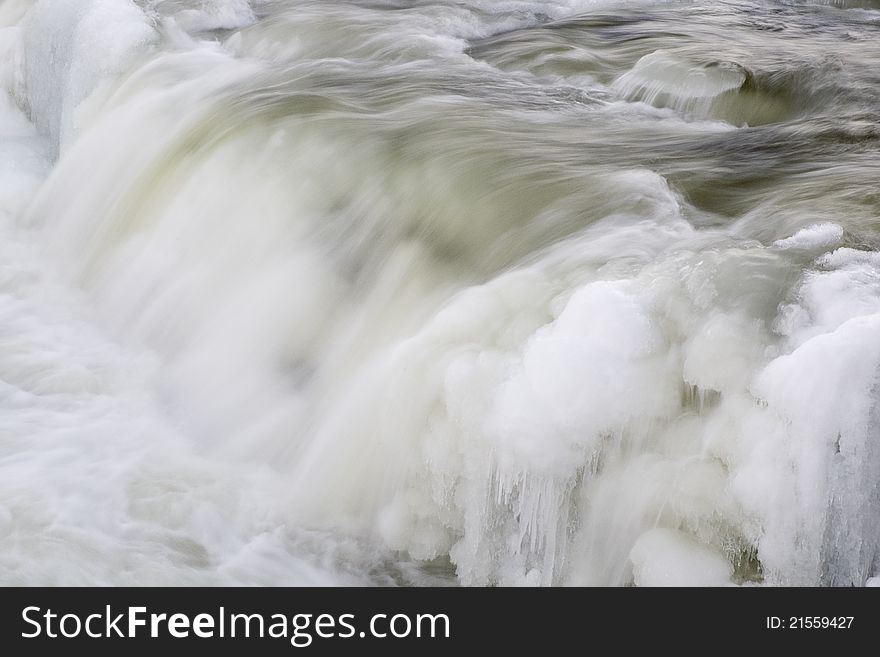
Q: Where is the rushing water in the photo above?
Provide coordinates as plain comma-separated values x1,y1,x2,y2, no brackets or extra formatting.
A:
1,0,879,586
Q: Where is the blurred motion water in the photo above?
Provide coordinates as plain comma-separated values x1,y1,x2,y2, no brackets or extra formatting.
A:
1,0,879,586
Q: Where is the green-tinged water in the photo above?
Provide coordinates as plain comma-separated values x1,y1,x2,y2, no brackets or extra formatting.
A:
0,0,878,586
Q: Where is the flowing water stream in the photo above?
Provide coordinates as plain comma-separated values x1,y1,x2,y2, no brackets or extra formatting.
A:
1,0,879,586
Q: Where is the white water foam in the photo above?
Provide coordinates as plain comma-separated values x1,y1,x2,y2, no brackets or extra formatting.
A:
1,0,878,587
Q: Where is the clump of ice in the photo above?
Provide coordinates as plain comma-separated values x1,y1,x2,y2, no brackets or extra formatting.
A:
630,528,734,586
772,223,844,250
5,0,879,589
733,246,880,585
613,50,746,117
487,280,674,479
24,0,158,151
160,0,257,32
